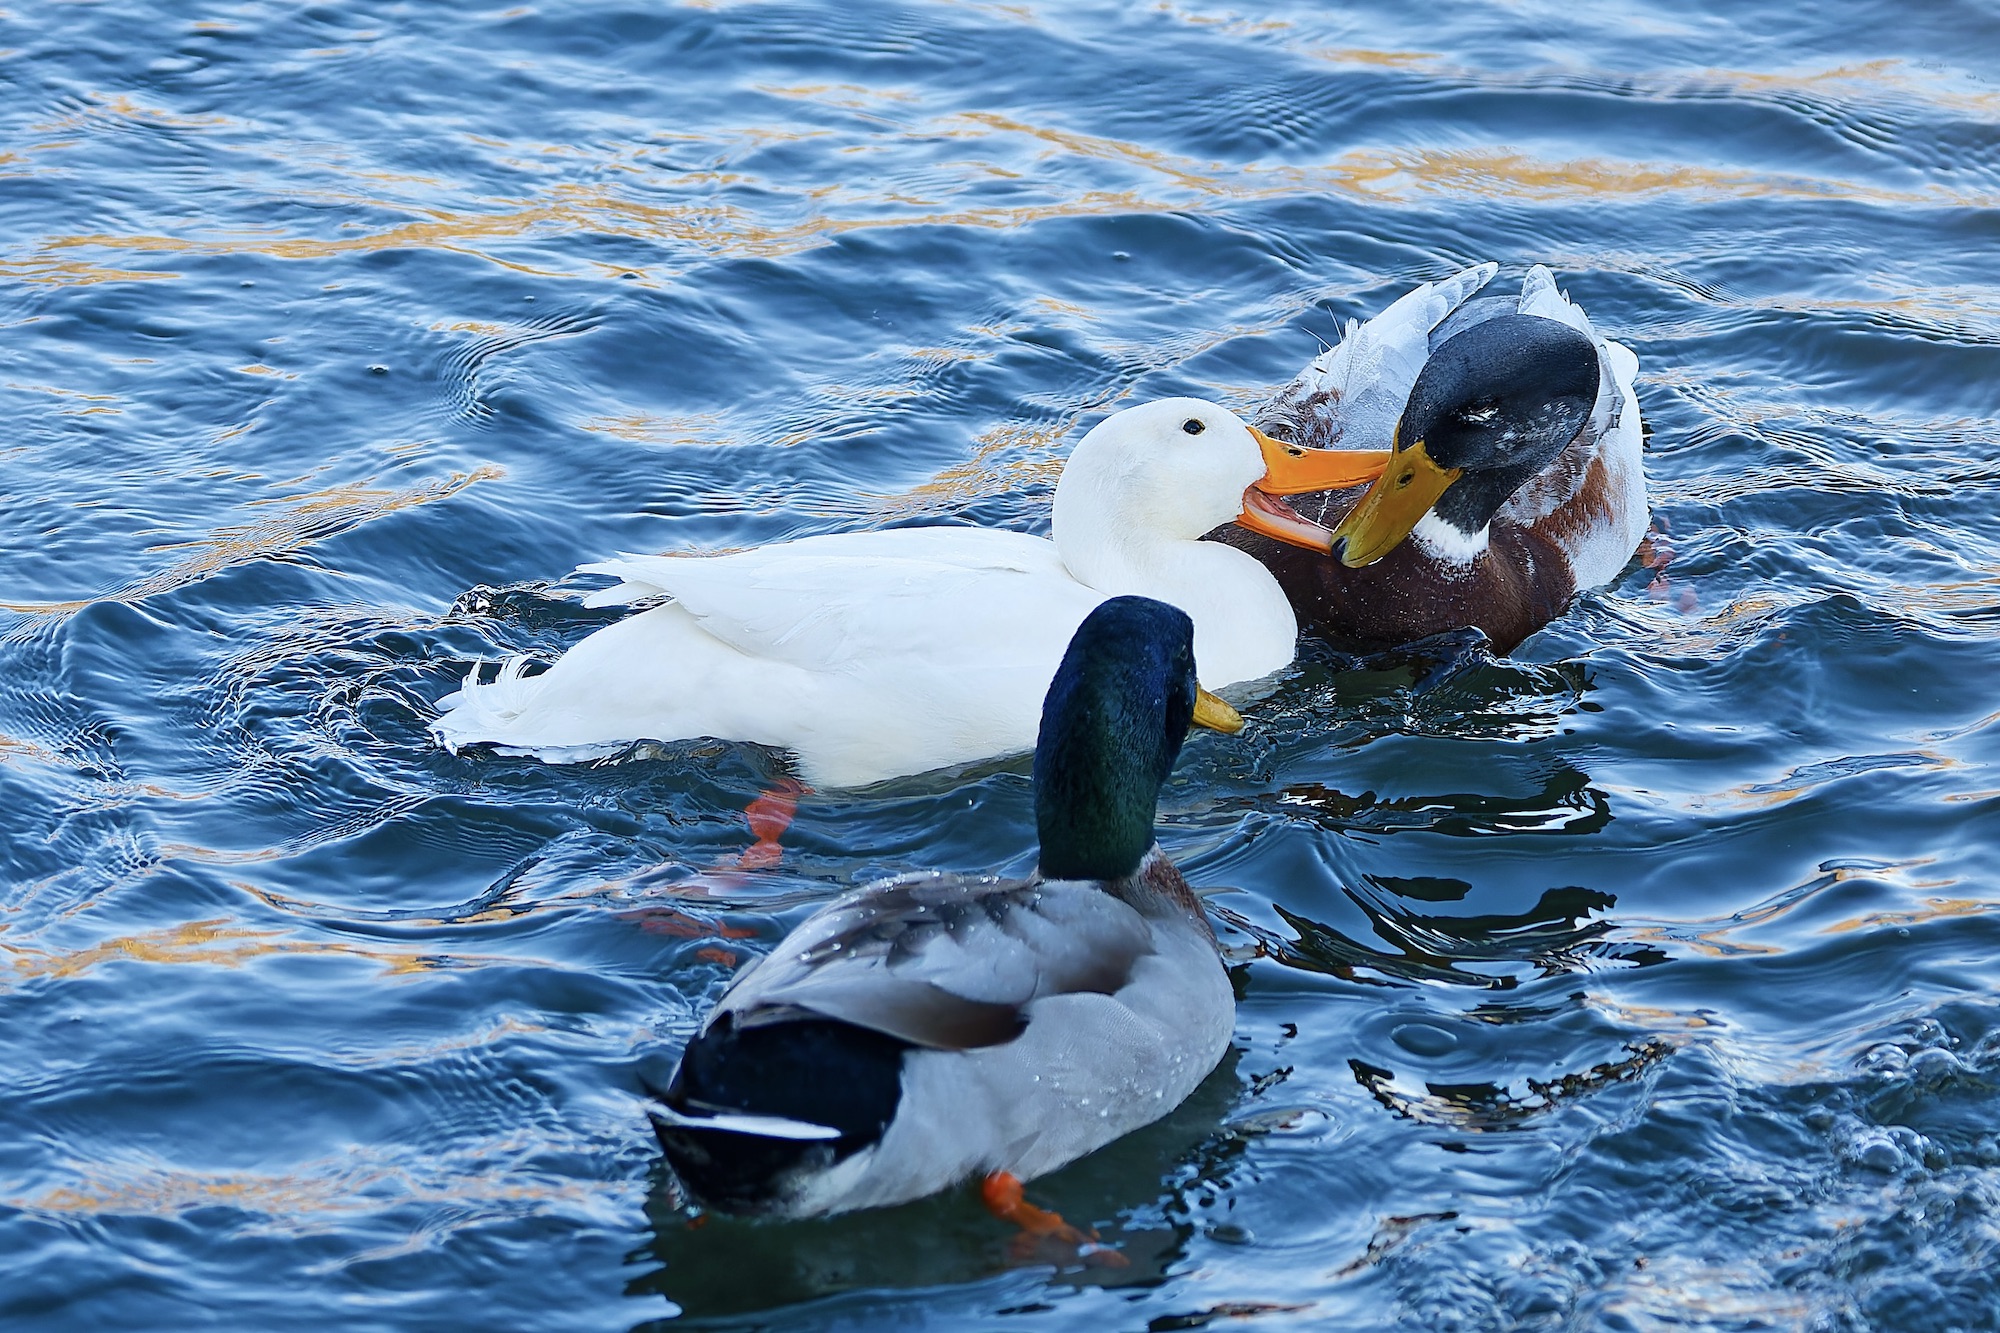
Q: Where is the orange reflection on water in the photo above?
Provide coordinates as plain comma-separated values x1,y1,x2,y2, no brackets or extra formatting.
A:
0,254,179,286
1323,147,1980,206
0,732,68,770
21,1147,610,1223
866,415,1073,520
757,82,921,108
0,466,501,622
30,92,237,135
1146,0,1294,37
1304,46,1437,68
0,917,445,983
1720,752,1955,812
1823,895,1999,936
1698,57,2000,119
11,81,1991,299
575,411,727,446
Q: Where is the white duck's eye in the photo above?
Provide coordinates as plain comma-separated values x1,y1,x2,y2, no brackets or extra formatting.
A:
1181,418,1205,436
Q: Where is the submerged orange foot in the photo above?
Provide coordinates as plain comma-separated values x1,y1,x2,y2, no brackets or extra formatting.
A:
980,1171,1128,1268
734,778,809,869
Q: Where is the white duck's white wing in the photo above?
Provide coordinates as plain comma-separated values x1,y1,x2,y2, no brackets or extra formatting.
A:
573,527,1069,672
433,526,1106,784
1261,261,1497,451
578,527,1051,608
713,872,1156,1051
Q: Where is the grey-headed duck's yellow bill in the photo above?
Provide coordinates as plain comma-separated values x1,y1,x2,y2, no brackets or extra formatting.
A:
1192,687,1244,734
1236,425,1392,552
1328,437,1463,568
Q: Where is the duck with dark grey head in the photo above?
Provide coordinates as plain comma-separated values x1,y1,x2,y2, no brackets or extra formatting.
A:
1208,264,1647,654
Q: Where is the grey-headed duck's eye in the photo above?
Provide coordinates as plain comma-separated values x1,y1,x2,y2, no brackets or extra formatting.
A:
1459,403,1500,426
1181,418,1205,436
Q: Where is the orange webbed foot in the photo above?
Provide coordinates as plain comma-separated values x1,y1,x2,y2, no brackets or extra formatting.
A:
734,778,809,869
980,1171,1128,1268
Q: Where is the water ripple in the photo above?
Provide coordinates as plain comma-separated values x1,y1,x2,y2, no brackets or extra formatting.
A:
2,0,1998,1326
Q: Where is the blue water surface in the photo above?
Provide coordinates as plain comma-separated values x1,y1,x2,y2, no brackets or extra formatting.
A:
4,0,1999,1328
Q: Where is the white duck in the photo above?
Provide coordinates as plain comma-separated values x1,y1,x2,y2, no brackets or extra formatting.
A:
432,397,1378,787
650,596,1239,1221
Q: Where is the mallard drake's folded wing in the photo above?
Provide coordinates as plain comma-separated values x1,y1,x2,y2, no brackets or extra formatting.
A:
709,872,1157,1051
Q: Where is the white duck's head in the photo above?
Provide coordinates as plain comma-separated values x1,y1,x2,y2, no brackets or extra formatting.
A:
1052,397,1384,569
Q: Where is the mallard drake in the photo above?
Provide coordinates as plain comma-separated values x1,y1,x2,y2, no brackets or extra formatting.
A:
432,397,1374,787
1209,264,1646,654
650,596,1239,1219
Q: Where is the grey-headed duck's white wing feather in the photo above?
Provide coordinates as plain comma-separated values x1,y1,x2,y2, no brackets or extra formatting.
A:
1260,261,1498,451
1512,264,1640,436
1495,268,1648,573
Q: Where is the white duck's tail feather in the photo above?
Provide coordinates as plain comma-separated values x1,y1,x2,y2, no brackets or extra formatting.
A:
431,655,552,753
576,556,675,609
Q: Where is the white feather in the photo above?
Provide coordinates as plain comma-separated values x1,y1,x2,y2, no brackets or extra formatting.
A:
1411,510,1490,568
1284,262,1498,451
651,1104,841,1141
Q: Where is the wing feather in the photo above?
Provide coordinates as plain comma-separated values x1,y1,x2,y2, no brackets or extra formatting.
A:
713,872,1156,1052
573,528,1081,673
1260,261,1498,450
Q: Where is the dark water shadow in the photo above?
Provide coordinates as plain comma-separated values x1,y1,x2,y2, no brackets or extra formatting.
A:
1219,875,1668,990
1349,1037,1679,1134
1293,627,1601,743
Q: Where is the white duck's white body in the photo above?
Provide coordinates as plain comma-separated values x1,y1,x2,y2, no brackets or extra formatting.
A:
433,399,1305,787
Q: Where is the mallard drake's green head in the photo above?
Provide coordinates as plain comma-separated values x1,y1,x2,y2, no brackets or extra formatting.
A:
1032,596,1242,882
1331,314,1600,567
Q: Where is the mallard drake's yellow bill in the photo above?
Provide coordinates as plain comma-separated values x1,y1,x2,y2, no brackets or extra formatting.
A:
1192,687,1243,734
1328,439,1463,568
1236,426,1392,552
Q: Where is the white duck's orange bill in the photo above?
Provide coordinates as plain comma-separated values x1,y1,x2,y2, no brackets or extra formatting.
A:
1237,486,1335,552
1249,426,1392,495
